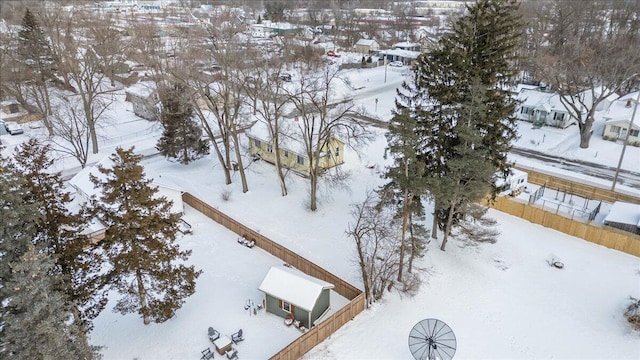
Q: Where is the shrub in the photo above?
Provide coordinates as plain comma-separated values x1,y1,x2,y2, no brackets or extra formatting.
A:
221,189,232,201
624,296,640,331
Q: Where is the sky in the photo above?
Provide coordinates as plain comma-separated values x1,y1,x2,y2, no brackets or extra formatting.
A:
1,56,639,360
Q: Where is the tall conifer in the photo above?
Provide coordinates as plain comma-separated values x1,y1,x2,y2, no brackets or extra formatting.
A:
156,83,209,164
406,0,522,248
90,147,200,324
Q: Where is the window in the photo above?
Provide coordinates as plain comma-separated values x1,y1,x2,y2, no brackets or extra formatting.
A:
9,103,20,114
610,125,621,134
520,107,533,115
267,144,273,153
254,139,261,148
282,301,291,312
335,147,340,157
553,112,565,121
284,151,288,157
296,155,304,165
631,129,639,137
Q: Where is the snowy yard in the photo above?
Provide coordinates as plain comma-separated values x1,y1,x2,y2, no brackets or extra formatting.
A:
2,61,640,359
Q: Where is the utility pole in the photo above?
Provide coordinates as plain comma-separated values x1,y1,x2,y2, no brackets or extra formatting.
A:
611,89,640,191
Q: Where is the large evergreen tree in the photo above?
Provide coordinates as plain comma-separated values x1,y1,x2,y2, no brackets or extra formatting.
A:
156,83,209,164
90,147,201,324
1,245,96,359
380,109,427,282
17,8,56,135
402,0,522,249
11,139,108,332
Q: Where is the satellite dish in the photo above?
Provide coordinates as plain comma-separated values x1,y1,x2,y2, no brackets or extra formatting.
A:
408,318,457,360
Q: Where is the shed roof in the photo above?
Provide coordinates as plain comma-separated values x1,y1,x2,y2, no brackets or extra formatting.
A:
258,265,334,312
603,201,640,227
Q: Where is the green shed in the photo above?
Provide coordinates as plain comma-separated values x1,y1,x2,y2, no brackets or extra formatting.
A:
258,266,334,330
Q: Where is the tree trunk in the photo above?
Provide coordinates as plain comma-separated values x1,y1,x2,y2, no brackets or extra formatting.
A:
440,201,457,251
579,119,593,149
431,198,438,239
310,171,318,211
397,173,410,282
231,131,248,193
136,269,150,325
407,214,415,273
273,138,288,196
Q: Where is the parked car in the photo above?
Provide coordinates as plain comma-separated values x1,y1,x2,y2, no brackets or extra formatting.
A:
327,51,341,58
278,73,292,82
388,61,404,67
4,121,24,135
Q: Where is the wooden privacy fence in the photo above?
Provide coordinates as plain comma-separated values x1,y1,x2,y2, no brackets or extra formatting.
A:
490,196,640,257
515,165,640,205
182,192,366,359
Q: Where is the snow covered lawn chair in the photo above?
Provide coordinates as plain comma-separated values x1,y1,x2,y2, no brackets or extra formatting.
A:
201,347,214,360
225,348,238,359
231,329,244,344
208,327,220,343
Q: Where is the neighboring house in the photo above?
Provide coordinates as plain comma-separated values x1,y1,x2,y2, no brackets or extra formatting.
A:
497,168,528,197
0,100,41,123
603,201,640,235
392,41,421,51
125,81,160,121
354,38,380,55
515,89,576,128
258,265,335,329
377,48,420,65
68,156,185,216
246,119,345,177
601,91,640,144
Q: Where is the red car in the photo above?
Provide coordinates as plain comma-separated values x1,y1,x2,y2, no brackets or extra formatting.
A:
327,50,341,58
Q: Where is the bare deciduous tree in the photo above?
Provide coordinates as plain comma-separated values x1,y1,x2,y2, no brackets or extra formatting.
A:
346,191,399,307
49,95,91,168
289,67,372,211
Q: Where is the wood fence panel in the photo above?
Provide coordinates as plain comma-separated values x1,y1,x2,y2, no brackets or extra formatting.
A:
490,195,640,257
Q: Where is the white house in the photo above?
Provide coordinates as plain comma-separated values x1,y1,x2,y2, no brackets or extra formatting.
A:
353,38,380,54
515,89,576,128
601,91,640,144
124,81,160,121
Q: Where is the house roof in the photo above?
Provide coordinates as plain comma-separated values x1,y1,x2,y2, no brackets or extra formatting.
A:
68,155,185,214
603,201,640,227
603,92,640,124
355,38,378,47
258,265,334,312
517,89,567,114
125,81,157,99
378,48,421,59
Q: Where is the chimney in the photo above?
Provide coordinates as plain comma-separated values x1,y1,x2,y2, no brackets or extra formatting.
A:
626,99,632,108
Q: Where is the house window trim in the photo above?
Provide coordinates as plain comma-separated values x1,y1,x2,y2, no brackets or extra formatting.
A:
296,155,305,165
254,139,261,148
282,301,291,312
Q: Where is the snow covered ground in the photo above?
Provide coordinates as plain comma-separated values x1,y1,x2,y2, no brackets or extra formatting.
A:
2,60,640,359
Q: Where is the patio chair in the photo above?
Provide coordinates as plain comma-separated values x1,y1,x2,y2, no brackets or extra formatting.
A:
225,348,238,359
208,327,220,343
231,329,244,344
201,347,214,360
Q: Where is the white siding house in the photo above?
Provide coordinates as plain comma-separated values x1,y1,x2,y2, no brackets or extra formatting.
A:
515,89,576,128
602,91,640,144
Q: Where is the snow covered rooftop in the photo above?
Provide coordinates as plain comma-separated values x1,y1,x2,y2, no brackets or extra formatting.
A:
355,39,378,46
603,92,640,124
517,89,567,113
125,81,157,99
603,201,640,226
258,265,334,312
378,48,421,59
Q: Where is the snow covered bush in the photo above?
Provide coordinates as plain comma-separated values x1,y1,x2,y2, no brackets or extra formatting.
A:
624,297,640,331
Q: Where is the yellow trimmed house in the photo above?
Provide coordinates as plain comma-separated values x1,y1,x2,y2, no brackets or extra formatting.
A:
246,120,345,177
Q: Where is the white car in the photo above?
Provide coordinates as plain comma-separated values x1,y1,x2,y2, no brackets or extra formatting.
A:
388,61,404,67
4,121,24,135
